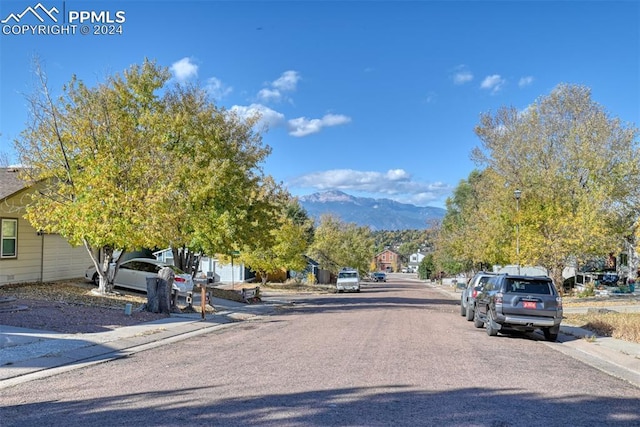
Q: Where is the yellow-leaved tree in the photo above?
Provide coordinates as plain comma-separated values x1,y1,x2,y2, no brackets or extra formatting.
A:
15,59,277,294
238,198,312,286
471,83,640,287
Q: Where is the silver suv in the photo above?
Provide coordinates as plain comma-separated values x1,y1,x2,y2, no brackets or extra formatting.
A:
460,272,497,321
473,274,563,341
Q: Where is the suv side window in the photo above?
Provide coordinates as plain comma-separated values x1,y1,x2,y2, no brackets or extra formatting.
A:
484,276,499,291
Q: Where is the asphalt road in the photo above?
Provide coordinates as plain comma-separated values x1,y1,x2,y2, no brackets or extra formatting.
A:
1,276,640,426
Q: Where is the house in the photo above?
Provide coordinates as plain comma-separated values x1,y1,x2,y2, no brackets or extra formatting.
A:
0,168,92,286
408,252,426,272
374,248,401,272
153,248,255,285
288,255,331,284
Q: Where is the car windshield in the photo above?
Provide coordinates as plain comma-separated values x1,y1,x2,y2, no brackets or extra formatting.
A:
339,272,357,279
506,279,552,295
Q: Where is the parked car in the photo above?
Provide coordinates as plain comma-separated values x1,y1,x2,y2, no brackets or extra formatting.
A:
336,268,360,292
473,274,563,341
460,272,497,321
372,272,387,282
85,258,194,295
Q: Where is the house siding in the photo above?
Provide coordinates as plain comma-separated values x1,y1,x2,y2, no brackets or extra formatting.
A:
374,249,400,272
0,190,91,285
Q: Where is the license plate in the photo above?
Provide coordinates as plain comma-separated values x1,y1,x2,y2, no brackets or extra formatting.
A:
523,301,537,309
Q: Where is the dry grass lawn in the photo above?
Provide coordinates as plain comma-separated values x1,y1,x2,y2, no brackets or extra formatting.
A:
563,312,640,344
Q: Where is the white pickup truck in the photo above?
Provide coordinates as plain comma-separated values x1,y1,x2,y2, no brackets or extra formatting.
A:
336,268,360,293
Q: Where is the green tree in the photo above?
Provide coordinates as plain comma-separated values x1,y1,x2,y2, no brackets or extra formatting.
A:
435,169,511,276
238,197,311,285
308,214,375,276
17,60,177,293
418,253,435,280
160,83,276,274
15,59,276,294
398,241,419,260
472,83,640,286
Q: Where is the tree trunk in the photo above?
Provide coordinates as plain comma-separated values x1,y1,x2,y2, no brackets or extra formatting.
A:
146,267,175,314
549,264,565,295
172,246,201,277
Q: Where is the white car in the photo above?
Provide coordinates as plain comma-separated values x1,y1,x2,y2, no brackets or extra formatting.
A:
336,268,360,292
85,258,194,295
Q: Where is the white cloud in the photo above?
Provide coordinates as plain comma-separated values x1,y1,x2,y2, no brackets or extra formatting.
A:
257,88,281,103
480,74,506,94
272,70,300,91
452,65,473,85
170,57,198,81
289,168,452,205
424,91,437,103
205,77,232,99
258,70,301,103
453,71,474,85
385,169,410,181
230,103,285,128
287,114,351,137
518,76,534,87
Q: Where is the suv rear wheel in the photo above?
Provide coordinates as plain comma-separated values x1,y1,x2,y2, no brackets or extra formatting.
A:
465,303,474,321
486,310,499,336
473,310,484,329
543,328,558,342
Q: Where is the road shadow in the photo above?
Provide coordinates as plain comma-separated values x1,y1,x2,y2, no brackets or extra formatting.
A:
2,384,639,426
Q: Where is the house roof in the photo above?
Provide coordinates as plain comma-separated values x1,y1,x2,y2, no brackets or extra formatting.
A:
0,168,29,200
375,248,399,257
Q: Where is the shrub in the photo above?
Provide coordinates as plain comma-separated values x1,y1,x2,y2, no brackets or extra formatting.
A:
577,283,596,298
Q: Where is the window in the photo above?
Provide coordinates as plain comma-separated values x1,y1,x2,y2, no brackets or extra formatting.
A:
1,218,17,258
507,279,551,295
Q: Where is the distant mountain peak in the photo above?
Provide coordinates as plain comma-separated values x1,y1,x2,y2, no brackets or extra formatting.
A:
299,190,354,203
298,191,445,230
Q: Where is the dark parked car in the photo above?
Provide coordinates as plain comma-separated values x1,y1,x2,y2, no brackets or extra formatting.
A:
473,274,563,341
460,272,497,321
372,272,387,282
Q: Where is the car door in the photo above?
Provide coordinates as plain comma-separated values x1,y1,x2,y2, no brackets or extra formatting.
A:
116,260,159,292
475,277,497,318
114,261,140,290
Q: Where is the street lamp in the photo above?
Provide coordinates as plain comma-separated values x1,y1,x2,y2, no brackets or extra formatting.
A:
514,189,522,275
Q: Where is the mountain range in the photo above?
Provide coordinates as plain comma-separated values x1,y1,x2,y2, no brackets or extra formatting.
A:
298,190,446,230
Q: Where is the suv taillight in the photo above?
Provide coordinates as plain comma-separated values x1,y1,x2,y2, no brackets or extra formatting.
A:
494,292,503,304
175,277,185,282
556,296,562,309
472,289,478,298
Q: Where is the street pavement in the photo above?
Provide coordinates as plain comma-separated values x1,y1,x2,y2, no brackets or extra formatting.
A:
1,280,640,390
426,278,640,388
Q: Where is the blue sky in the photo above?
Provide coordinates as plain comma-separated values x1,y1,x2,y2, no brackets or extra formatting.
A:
1,1,638,208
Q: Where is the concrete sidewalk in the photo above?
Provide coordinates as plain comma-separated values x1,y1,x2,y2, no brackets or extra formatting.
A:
427,281,640,388
0,296,287,389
